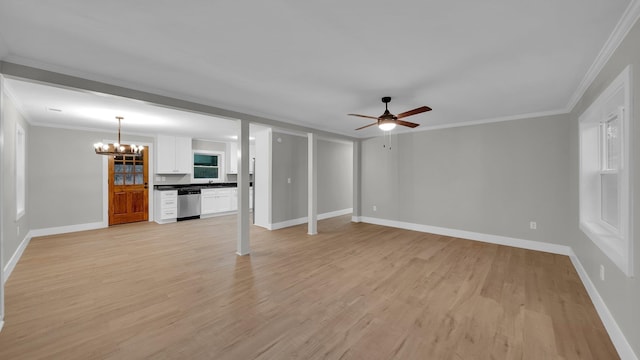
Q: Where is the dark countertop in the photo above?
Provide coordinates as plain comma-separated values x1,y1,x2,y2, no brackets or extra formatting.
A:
154,182,252,191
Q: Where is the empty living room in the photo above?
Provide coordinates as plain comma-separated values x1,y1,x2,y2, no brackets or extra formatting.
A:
0,1,639,359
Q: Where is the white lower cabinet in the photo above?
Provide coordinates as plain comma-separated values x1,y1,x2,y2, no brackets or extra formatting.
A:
201,189,217,215
154,190,178,224
201,188,233,216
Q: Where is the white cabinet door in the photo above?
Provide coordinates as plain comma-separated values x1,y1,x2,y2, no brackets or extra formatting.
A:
228,142,238,174
228,142,254,174
156,135,192,174
175,136,192,173
156,135,176,174
201,189,217,215
214,189,232,212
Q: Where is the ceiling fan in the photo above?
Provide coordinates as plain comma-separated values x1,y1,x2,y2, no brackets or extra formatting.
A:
348,97,432,131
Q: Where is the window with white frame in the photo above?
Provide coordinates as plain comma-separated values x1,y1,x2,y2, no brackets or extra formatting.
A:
191,150,224,182
16,123,26,219
579,65,633,276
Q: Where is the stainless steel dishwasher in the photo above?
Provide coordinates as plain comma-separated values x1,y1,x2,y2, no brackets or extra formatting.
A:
177,188,201,221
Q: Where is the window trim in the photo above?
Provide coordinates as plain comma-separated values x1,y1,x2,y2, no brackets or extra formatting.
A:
578,65,633,277
191,150,224,183
15,123,25,220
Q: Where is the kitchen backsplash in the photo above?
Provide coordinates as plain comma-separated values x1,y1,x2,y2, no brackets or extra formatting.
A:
154,174,192,185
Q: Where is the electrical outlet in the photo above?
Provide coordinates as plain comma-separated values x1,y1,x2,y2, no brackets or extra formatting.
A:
373,205,377,212
529,221,537,230
600,265,605,281
287,178,291,184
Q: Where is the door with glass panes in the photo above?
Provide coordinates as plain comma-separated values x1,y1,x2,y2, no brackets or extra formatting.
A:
108,148,149,225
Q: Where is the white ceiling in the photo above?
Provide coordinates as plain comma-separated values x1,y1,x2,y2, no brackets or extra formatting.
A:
0,0,633,138
4,78,246,141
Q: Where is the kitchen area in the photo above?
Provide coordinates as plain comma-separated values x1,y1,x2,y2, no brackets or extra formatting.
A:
153,134,255,224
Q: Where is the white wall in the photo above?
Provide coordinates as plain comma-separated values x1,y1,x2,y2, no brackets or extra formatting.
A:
0,36,7,60
361,114,572,245
28,126,153,229
2,91,30,267
271,132,308,223
568,16,640,357
0,76,4,328
268,131,353,227
318,139,352,214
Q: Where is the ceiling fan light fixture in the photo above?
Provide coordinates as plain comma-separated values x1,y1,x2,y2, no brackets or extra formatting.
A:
378,122,396,131
349,96,430,131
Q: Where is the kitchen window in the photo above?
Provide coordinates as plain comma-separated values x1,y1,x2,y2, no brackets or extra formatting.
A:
579,65,632,276
192,151,224,182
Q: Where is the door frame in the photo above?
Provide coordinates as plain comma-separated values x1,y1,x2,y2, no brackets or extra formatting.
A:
101,140,154,226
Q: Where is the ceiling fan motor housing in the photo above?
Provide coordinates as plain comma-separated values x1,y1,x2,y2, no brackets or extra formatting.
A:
348,95,429,130
380,97,396,120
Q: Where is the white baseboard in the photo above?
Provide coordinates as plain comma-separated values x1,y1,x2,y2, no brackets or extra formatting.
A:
0,320,4,333
569,253,638,360
269,217,306,230
200,211,237,219
351,216,361,223
319,208,353,220
269,208,353,230
3,232,32,282
29,221,106,238
155,218,177,224
359,216,572,255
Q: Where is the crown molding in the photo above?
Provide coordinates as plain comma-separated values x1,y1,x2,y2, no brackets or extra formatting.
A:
566,0,640,112
412,108,569,133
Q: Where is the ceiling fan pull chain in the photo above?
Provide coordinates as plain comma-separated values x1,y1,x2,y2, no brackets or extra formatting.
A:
382,131,392,150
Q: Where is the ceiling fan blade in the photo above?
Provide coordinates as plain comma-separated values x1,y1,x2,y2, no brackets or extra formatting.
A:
396,120,420,128
396,106,432,119
355,122,378,130
348,113,379,120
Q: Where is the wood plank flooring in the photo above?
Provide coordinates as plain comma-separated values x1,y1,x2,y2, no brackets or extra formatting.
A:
0,215,618,359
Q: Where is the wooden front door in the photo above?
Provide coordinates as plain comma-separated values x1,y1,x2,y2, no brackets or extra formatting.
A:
109,147,149,225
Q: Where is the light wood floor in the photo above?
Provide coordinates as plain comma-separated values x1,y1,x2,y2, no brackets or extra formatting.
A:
0,215,618,359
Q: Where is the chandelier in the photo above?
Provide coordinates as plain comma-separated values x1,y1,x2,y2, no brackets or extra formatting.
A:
93,116,143,157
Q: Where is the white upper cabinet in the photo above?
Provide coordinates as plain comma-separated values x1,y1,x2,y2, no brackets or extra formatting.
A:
156,135,192,174
228,141,238,174
174,136,192,173
227,141,256,174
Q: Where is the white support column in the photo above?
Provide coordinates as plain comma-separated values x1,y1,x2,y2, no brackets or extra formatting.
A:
352,140,361,222
308,132,318,235
236,119,251,255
